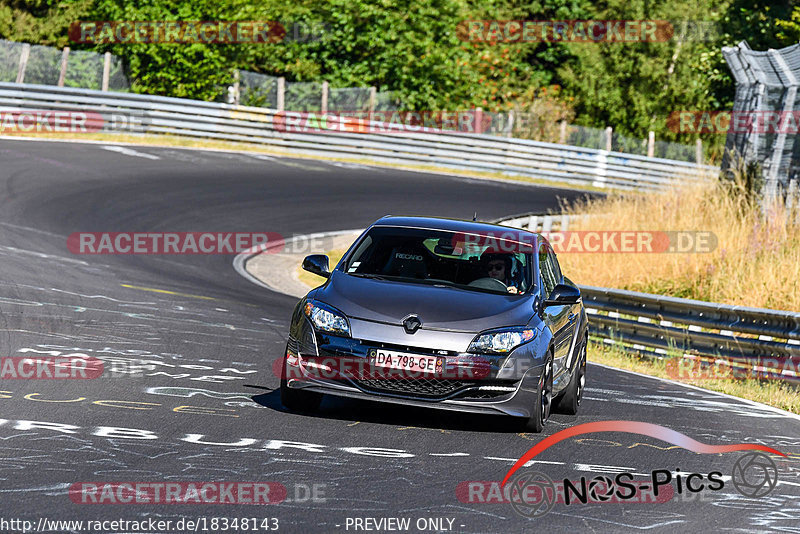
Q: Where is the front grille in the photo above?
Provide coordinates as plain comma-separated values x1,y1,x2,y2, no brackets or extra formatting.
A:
352,376,473,398
335,359,474,398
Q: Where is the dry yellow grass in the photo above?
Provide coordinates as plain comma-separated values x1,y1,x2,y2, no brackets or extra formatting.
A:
558,178,800,311
285,185,800,410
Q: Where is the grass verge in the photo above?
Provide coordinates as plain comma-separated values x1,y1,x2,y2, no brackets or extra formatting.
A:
588,341,800,413
560,177,800,311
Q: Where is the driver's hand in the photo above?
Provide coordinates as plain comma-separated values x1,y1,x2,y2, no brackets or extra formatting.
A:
507,286,518,294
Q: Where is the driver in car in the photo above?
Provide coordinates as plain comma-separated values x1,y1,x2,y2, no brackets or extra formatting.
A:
484,253,519,294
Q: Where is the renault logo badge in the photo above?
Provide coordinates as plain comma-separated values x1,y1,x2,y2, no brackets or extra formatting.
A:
402,315,422,334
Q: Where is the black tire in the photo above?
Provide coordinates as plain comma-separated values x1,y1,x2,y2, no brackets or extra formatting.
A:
555,337,587,415
522,353,553,433
280,349,322,412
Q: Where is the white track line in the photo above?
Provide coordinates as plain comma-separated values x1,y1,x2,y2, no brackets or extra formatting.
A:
591,362,800,421
100,145,160,160
232,229,363,293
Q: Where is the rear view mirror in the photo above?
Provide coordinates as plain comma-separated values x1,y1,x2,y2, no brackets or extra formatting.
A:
302,254,330,279
544,284,581,306
434,238,455,256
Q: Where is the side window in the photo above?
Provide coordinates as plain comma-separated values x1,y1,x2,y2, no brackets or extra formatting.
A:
538,244,557,297
548,251,563,284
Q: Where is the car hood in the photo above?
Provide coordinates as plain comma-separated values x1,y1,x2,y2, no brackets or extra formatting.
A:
314,271,536,333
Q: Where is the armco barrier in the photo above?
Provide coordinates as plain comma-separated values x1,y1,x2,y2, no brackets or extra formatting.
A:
498,214,800,382
0,82,718,191
581,285,800,364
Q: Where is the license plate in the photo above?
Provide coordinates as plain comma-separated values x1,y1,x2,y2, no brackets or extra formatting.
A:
370,349,442,374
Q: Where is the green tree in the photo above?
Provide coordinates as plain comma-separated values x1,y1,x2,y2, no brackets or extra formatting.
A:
0,0,93,47
88,0,249,99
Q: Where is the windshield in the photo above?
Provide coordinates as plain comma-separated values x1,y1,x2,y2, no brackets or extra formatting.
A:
342,226,534,295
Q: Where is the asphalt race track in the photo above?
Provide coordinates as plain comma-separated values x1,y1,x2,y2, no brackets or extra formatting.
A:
0,138,798,533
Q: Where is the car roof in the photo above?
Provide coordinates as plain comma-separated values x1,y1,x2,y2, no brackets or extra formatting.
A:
371,215,540,245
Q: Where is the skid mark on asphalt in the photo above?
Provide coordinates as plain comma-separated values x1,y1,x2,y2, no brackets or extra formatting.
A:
0,221,65,238
0,245,89,266
47,287,156,306
547,510,685,530
584,388,789,420
0,297,263,333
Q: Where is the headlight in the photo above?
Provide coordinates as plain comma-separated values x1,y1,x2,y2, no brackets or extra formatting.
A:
303,300,350,337
468,327,536,354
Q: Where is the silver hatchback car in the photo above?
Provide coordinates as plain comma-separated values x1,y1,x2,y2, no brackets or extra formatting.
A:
280,215,587,432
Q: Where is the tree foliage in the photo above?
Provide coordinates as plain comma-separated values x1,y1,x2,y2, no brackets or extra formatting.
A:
1,0,799,145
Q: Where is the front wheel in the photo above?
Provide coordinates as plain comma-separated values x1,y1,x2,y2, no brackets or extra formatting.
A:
522,353,553,433
280,348,322,412
280,377,322,412
555,338,587,415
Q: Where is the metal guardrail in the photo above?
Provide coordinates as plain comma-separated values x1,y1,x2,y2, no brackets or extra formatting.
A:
0,82,719,191
497,214,800,382
498,212,581,232
581,285,800,365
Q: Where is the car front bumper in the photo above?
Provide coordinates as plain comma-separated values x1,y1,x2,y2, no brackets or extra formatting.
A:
284,332,546,418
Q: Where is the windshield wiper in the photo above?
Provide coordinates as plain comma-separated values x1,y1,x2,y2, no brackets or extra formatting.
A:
348,273,387,280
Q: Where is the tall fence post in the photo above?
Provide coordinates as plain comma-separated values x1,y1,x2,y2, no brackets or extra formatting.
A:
277,77,285,111
232,70,240,105
321,81,328,114
101,52,111,91
696,138,703,165
604,126,613,151
475,107,483,135
16,43,30,84
368,86,376,114
57,47,70,87
559,120,568,144
506,110,514,138
647,131,655,157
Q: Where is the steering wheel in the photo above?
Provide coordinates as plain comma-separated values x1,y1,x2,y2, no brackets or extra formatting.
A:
468,277,508,291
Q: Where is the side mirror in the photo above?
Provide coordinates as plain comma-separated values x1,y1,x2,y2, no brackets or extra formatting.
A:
302,254,330,279
544,284,581,306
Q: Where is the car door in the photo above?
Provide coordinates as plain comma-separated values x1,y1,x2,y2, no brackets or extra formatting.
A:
548,249,581,369
539,243,573,374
